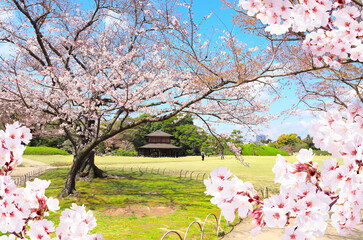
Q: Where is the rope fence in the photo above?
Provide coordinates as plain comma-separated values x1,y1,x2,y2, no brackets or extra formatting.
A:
112,165,270,197
12,165,271,199
113,166,216,184
12,167,49,186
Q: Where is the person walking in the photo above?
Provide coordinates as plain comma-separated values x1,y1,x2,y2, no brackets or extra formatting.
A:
201,151,205,161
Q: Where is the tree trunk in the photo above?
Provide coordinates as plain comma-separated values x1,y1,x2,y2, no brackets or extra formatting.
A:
59,149,126,197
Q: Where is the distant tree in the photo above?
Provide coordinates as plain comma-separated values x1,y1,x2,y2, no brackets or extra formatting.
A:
201,135,235,156
155,114,194,136
97,131,136,155
303,134,317,150
201,136,222,156
230,130,245,144
276,133,303,154
268,141,278,149
128,116,154,149
276,133,302,147
29,124,67,149
261,138,272,144
173,124,208,156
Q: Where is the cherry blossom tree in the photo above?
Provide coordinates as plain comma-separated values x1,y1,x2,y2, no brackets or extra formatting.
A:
225,0,363,111
205,102,363,239
0,0,280,196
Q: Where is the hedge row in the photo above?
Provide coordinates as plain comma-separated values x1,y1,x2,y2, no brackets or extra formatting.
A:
24,146,70,155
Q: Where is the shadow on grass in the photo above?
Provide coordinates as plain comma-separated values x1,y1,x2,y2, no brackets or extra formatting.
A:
37,168,239,240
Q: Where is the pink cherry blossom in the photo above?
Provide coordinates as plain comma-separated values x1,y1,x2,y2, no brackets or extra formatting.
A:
282,226,305,240
296,148,315,163
238,0,363,67
0,123,104,240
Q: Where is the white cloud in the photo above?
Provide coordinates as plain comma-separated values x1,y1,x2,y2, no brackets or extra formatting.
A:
104,10,128,30
299,120,311,129
0,43,15,57
261,116,316,140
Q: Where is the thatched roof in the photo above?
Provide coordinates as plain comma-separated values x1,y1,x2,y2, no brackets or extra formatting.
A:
146,130,173,137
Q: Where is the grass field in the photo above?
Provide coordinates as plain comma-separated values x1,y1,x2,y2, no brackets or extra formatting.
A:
25,154,331,194
39,168,230,240
23,154,333,239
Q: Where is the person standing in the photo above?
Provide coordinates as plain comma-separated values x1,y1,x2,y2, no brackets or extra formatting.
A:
201,151,205,161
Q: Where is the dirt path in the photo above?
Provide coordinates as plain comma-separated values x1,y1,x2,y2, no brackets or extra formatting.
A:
222,219,363,240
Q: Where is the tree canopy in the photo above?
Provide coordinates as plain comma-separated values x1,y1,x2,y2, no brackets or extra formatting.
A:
0,0,277,196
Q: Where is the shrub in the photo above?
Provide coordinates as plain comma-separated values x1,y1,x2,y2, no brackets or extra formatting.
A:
201,144,289,156
267,142,278,149
109,149,137,156
24,146,70,155
242,144,289,156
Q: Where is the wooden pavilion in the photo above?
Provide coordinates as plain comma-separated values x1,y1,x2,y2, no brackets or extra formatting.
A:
138,130,180,157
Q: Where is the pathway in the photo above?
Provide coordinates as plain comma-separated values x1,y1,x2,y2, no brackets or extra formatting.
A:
222,218,363,240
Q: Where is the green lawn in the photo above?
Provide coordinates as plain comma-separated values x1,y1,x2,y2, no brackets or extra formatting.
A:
40,168,230,240
25,154,331,194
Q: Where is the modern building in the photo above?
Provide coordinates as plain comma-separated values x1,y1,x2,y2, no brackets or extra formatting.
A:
138,130,180,157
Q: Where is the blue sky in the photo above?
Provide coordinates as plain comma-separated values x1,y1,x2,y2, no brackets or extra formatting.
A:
80,0,316,141
191,0,318,141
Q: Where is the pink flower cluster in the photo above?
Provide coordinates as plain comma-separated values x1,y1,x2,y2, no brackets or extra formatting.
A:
238,0,363,67
0,122,31,174
204,167,259,222
310,101,363,160
0,123,103,240
309,102,363,235
205,103,363,239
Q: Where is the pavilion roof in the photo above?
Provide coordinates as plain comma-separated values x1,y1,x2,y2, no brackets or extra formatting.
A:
139,143,180,149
